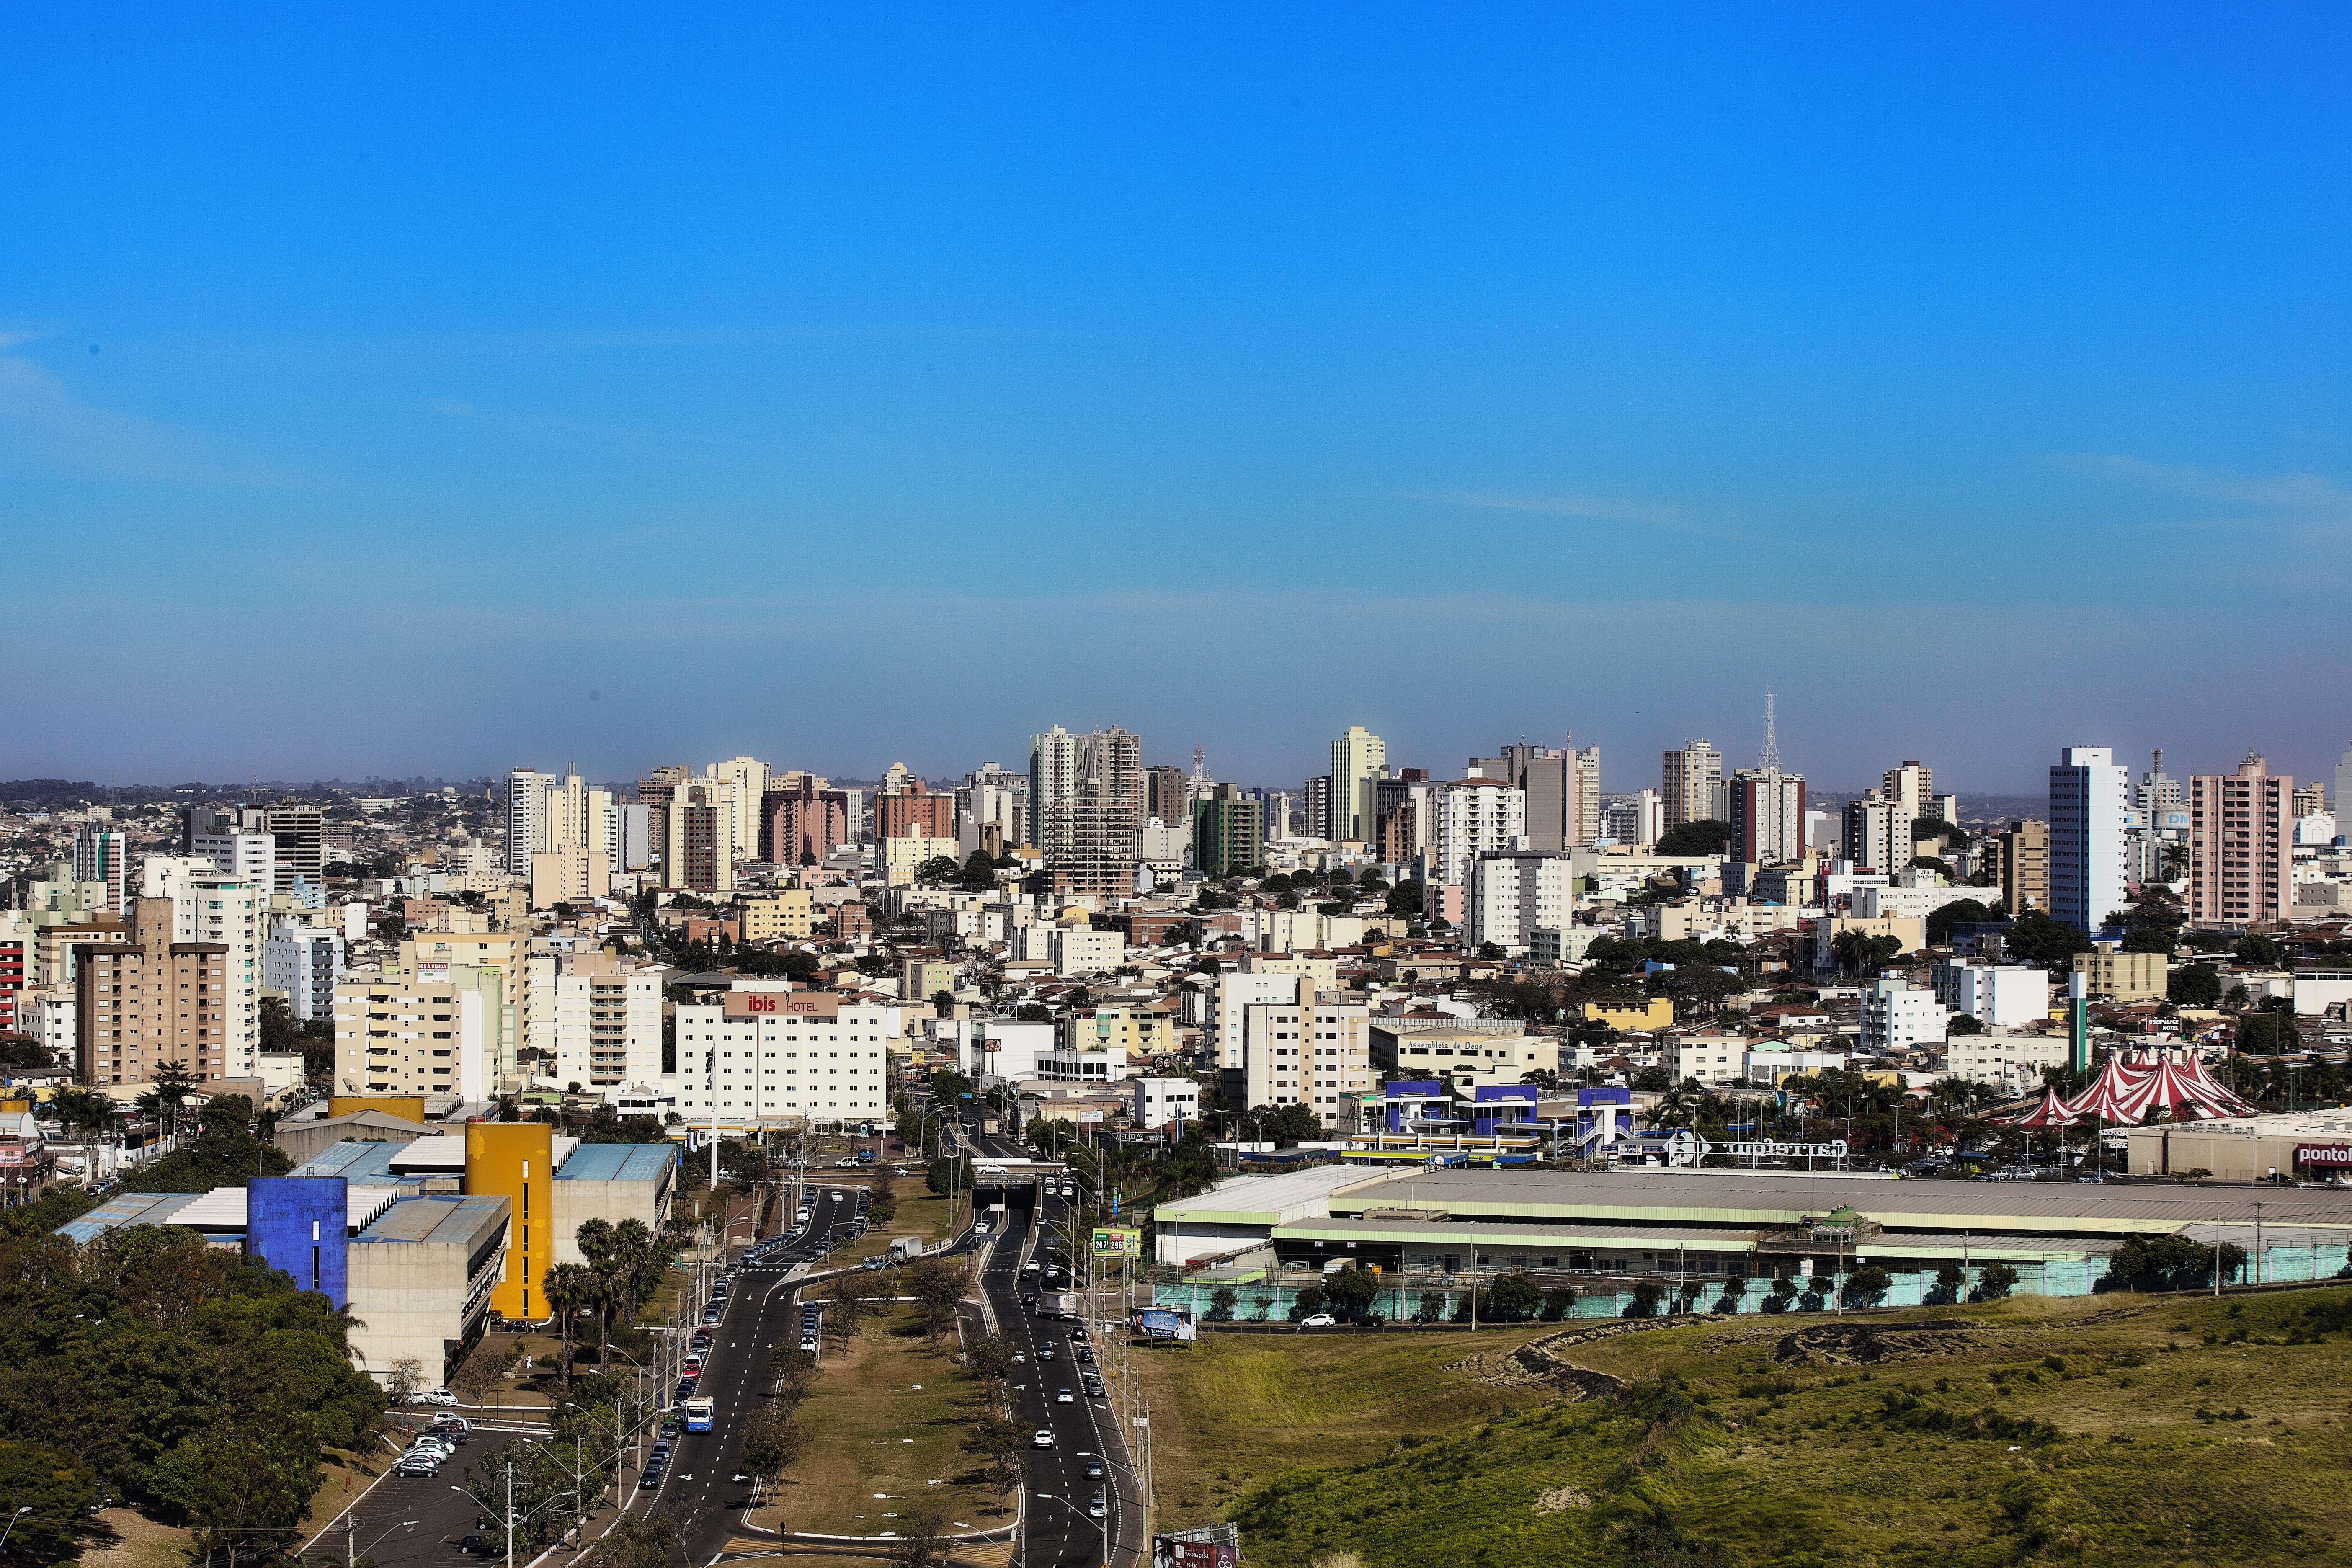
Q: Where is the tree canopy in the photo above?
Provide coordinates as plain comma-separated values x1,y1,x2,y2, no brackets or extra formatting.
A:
1655,819,1731,857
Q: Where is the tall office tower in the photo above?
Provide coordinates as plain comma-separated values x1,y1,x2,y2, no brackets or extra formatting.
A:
1329,725,1387,843
1840,792,1909,874
1303,776,1331,841
1431,777,1527,891
635,764,689,879
72,825,127,915
1373,771,1434,865
1661,740,1723,833
1570,745,1601,846
874,779,954,842
1146,765,1189,827
706,756,770,861
505,768,559,872
1882,761,1933,821
2048,745,2131,933
1191,785,1266,878
1987,820,2049,915
2187,750,2294,927
664,779,738,893
1498,743,1571,852
2336,744,2352,839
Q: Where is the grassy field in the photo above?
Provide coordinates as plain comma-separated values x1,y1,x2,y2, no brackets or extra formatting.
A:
743,1303,1011,1541
1133,1286,2352,1568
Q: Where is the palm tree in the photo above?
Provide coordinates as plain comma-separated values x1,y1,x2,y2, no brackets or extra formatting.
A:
542,1262,597,1387
610,1218,656,1327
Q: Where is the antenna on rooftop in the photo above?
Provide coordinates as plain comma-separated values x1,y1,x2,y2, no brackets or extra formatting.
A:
1191,745,1210,783
1759,688,1781,774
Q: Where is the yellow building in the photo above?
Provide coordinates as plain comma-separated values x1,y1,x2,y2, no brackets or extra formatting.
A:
1072,1005,1176,1058
881,832,960,887
467,1121,553,1322
902,957,956,1003
326,1095,427,1124
739,889,814,941
1583,997,1674,1031
2072,948,2167,1002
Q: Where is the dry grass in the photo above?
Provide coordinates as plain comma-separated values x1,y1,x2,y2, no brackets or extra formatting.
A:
746,1305,1012,1539
1142,1287,2352,1567
1129,1324,1566,1531
78,1509,191,1568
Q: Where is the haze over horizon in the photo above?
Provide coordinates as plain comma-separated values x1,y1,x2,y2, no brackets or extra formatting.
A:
5,4,2347,794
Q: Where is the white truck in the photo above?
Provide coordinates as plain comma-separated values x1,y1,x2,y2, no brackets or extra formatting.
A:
1037,1292,1081,1319
888,1235,923,1262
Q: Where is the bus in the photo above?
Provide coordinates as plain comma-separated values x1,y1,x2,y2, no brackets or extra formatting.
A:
682,1398,714,1433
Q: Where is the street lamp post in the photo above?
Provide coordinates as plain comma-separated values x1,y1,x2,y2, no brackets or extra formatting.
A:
345,1516,420,1568
0,1506,34,1555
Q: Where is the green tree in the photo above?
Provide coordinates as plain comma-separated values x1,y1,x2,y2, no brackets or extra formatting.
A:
1323,1265,1382,1321
914,855,963,887
2169,963,2223,1008
1975,1262,2019,1300
1655,819,1731,857
737,1405,807,1478
1206,1287,1238,1323
2234,932,2282,967
0,1439,97,1558
1488,1270,1543,1321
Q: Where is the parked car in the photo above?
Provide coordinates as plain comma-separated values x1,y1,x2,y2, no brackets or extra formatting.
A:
702,1307,723,1324
456,1534,495,1555
1299,1313,1337,1328
638,1470,663,1491
393,1456,440,1478
412,1389,460,1407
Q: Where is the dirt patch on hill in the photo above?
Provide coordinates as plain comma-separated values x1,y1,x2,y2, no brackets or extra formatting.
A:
1453,1317,1728,1396
1770,1319,1990,1366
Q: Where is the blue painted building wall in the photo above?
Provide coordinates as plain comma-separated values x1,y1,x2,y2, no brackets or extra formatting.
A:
246,1176,350,1307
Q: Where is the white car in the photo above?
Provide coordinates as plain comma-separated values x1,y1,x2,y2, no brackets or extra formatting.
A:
1299,1313,1338,1328
1031,1429,1056,1449
973,1222,992,1235
1055,1388,1075,1404
411,1390,459,1407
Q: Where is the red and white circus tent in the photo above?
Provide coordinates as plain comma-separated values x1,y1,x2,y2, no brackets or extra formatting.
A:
2007,1085,2079,1128
2012,1047,2259,1126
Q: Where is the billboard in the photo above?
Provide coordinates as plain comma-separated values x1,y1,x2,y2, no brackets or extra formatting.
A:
2295,1144,2352,1168
1091,1227,1143,1257
1155,1527,1240,1568
1135,1308,1196,1341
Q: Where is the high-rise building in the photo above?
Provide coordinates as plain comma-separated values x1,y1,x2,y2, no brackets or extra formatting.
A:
664,779,738,893
1302,776,1332,841
265,919,345,1023
76,897,235,1089
954,766,1025,860
1373,771,1434,865
1840,792,1909,875
2187,750,2293,927
138,858,264,1074
1330,725,1387,843
505,769,559,874
2049,745,2131,933
707,756,771,864
186,808,278,892
1033,725,1144,897
1661,740,1723,834
1467,852,1576,956
2293,781,2326,820
1880,761,1933,822
1729,770,1808,864
1498,743,1571,853
1146,766,1190,828
761,773,848,866
1191,785,1266,879
2335,744,2352,841
72,825,127,916
1988,820,2049,915
1571,746,1601,846
262,802,326,895
1431,778,1528,891
874,779,954,842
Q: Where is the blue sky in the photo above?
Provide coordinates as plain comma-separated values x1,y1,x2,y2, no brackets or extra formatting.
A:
5,4,2347,795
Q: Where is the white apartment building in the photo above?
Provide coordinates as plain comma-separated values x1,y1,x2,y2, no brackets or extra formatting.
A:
21,988,75,1068
1859,975,1949,1053
1663,1033,1746,1086
1207,970,1310,1071
1851,883,2001,921
1743,1046,1850,1087
1368,1024,1557,1088
72,825,128,916
1241,991,1373,1124
1431,778,1528,892
1942,1029,2070,1091
670,990,895,1130
1930,959,2048,1030
332,972,491,1100
1032,1050,1130,1086
142,859,264,1076
525,953,662,1096
190,823,277,895
1050,926,1127,977
1467,851,1576,955
2050,745,2131,934
1132,1076,1203,1130
706,756,770,866
264,920,346,1022
881,830,960,887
